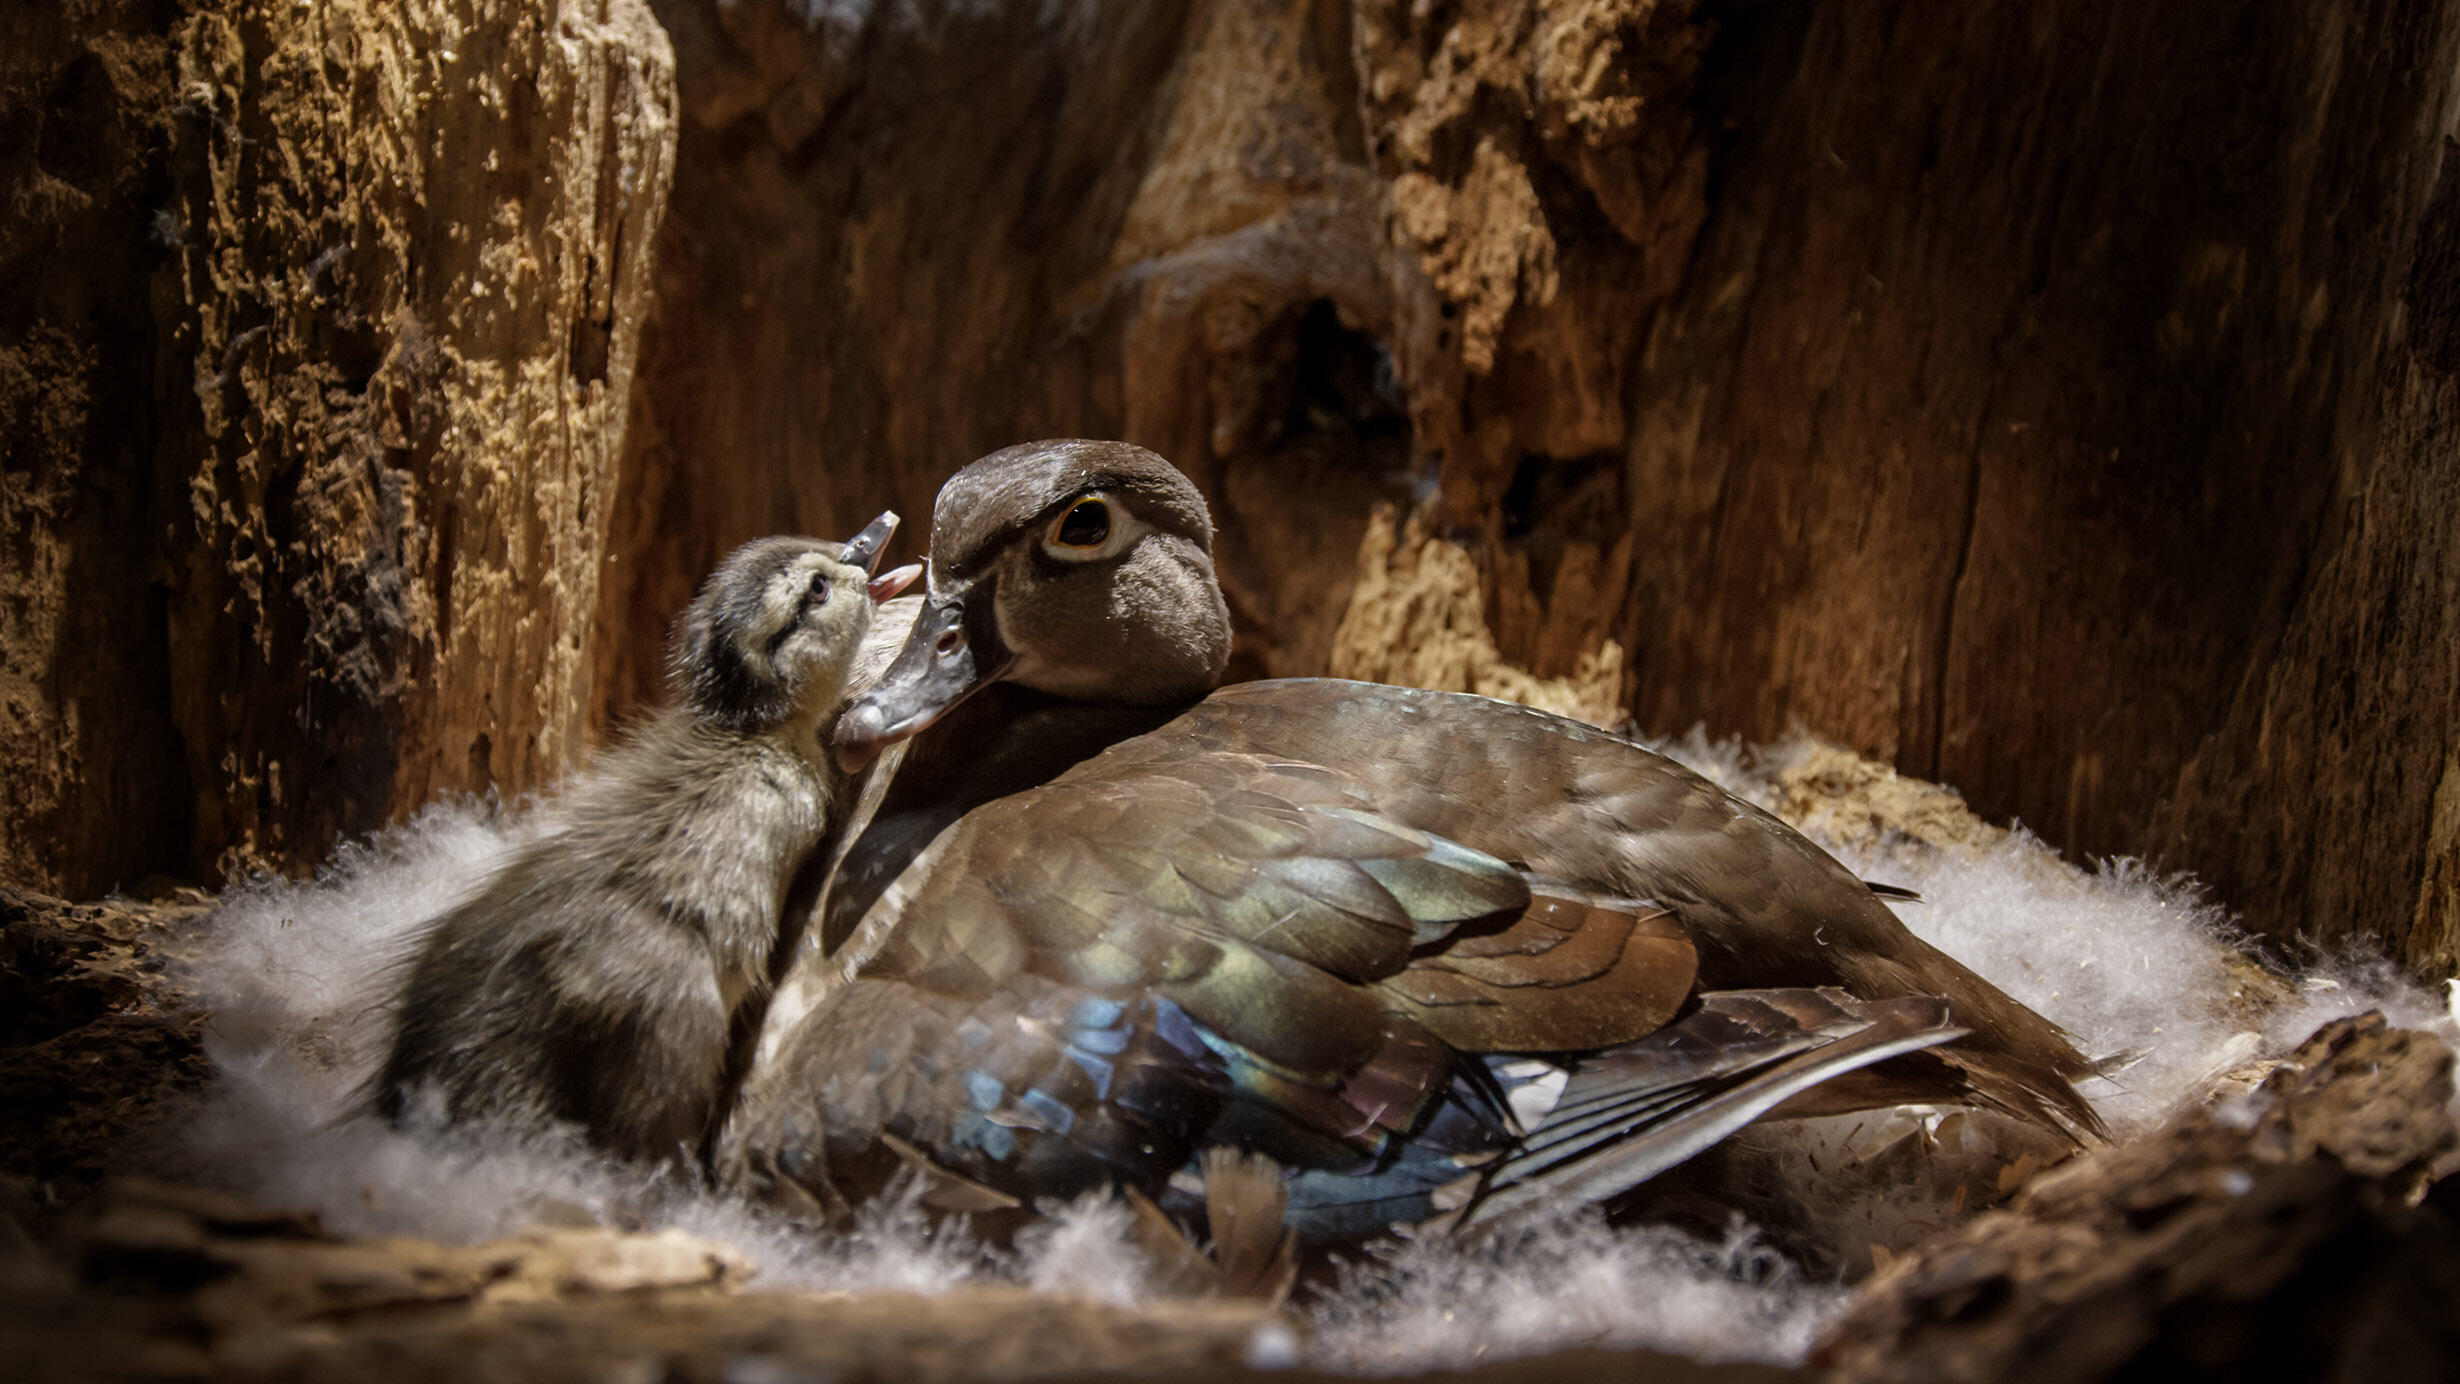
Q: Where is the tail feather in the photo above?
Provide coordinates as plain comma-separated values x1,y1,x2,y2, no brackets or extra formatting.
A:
1761,1043,2107,1144
1201,1148,1298,1304
1502,996,1857,1174
1841,938,2108,1143
1936,1047,2106,1140
1445,988,1964,1238
1499,1088,1699,1179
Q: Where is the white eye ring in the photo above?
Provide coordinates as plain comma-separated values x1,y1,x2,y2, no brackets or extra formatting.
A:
1039,493,1142,563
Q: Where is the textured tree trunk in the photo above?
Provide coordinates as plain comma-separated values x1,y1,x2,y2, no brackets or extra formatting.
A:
154,0,676,879
606,0,2460,977
1,0,2455,973
0,0,191,899
595,0,1412,723
1589,2,2460,979
5,0,677,890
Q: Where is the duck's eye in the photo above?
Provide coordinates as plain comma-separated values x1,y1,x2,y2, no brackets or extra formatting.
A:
1053,499,1110,549
1038,491,1141,562
805,571,831,605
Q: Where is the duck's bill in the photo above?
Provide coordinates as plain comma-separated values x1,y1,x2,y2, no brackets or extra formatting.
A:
832,595,1014,769
839,511,900,577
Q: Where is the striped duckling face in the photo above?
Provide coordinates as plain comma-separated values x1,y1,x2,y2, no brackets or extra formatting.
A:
675,516,921,733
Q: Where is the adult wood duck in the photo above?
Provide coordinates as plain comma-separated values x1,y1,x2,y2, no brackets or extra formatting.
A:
723,441,2101,1243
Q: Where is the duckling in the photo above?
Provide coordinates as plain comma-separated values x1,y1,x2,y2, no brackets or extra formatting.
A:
721,441,2099,1241
372,518,918,1167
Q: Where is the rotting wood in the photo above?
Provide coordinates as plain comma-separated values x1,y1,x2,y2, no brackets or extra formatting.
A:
1601,2,2460,980
0,885,209,1209
14,1178,1274,1384
0,0,191,899
1816,1012,2460,1383
601,1,2460,977
153,0,676,881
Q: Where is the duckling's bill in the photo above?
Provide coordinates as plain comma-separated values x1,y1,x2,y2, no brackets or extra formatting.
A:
840,511,899,575
836,510,922,602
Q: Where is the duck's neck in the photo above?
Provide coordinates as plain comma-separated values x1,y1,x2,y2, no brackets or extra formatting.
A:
899,684,1179,804
816,684,1191,956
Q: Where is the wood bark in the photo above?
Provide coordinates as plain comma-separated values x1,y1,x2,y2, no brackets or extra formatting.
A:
1817,1013,2460,1383
605,0,2460,973
0,0,191,898
6,1178,1280,1384
154,0,676,878
3,1,2458,973
4,0,678,889
597,0,1410,722
1590,2,2460,976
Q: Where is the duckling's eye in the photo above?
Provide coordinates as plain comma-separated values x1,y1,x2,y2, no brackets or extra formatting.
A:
1054,500,1109,548
805,571,831,605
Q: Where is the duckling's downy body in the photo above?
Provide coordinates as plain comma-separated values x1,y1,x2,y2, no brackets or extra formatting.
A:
727,442,2100,1240
374,523,915,1166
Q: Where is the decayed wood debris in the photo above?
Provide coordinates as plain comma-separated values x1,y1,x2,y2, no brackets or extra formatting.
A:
5,742,2457,1382
1817,1013,2460,1382
5,1177,1274,1384
1,1179,1795,1384
0,886,211,1211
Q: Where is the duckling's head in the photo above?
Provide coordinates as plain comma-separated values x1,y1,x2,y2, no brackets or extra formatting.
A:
836,440,1231,757
674,514,919,734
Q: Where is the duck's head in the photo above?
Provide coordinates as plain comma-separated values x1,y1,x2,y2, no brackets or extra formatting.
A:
834,440,1231,762
674,514,921,734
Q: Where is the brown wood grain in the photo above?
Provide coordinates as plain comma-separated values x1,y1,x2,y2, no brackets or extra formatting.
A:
605,0,2460,972
1609,3,2460,974
2,0,2453,975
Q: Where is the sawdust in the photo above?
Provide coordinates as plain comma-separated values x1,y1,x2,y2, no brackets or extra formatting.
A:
1329,501,1626,727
